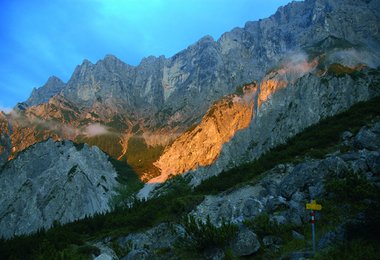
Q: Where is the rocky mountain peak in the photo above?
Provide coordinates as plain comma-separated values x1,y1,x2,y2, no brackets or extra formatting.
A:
99,54,129,69
23,75,65,107
46,75,63,85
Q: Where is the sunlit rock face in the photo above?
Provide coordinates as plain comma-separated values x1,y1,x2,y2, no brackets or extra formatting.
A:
0,139,118,239
151,84,257,183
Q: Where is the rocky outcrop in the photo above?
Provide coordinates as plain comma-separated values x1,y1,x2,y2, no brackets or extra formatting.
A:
190,122,380,227
0,139,118,239
117,223,186,259
231,228,261,256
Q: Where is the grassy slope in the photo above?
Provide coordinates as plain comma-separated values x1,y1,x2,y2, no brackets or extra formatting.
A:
0,95,380,259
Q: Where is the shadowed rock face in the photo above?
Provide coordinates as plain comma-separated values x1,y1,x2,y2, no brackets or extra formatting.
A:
0,139,118,239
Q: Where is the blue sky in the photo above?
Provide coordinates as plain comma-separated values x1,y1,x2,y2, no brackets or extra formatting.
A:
0,0,293,110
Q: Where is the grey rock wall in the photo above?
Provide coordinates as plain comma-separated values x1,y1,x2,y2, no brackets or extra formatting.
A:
0,139,118,239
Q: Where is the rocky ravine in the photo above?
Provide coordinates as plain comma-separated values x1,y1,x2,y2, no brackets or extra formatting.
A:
96,121,380,259
0,139,118,239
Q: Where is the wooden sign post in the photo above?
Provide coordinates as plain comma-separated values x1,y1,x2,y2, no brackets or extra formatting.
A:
306,200,322,255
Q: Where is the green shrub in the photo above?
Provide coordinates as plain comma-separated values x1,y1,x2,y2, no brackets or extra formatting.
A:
180,215,238,252
327,63,355,76
124,136,164,178
325,171,378,202
244,213,295,238
315,239,380,260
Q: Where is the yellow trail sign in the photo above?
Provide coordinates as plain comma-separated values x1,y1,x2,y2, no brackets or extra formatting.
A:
306,200,322,211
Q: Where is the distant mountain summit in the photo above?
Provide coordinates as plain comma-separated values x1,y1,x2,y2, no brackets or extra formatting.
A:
20,76,65,108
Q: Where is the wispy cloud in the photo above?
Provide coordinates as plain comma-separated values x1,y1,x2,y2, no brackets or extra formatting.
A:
10,110,114,138
84,123,112,137
327,49,380,68
272,51,318,83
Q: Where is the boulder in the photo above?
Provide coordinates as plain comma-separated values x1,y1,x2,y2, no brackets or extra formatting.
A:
291,191,305,202
231,228,260,256
118,223,185,252
266,196,288,213
286,209,304,226
242,198,264,218
271,215,287,225
279,161,320,199
308,183,325,198
354,124,380,151
94,253,113,260
319,156,348,178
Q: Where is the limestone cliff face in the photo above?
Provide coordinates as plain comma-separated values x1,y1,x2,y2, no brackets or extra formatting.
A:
185,67,380,186
0,139,118,239
151,84,257,183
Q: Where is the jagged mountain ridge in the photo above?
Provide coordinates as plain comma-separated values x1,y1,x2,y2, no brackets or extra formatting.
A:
20,76,65,108
1,0,380,181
